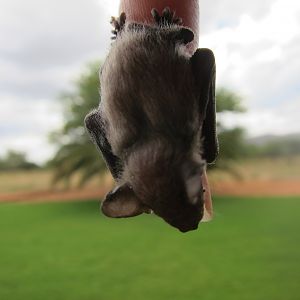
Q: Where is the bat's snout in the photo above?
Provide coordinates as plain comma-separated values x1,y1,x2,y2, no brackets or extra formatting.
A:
177,221,199,233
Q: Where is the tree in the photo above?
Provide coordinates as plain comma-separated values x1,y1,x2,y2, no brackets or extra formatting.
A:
50,62,247,185
216,88,245,114
213,88,248,168
49,62,106,186
0,150,38,171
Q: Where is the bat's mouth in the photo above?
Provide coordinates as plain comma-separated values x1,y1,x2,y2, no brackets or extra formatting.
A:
168,217,201,233
177,222,199,233
153,198,204,233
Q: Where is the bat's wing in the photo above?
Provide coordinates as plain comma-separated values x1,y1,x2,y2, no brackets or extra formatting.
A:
85,110,123,180
191,48,219,164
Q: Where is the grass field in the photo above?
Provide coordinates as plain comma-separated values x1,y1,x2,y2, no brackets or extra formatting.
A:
1,197,300,300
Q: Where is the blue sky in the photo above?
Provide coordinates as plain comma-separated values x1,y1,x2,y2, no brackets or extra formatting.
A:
0,0,299,163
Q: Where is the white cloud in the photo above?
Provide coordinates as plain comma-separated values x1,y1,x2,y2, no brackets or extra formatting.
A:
0,97,63,163
0,0,114,163
98,0,120,16
1,134,57,164
220,95,300,137
200,0,274,33
201,0,300,111
0,97,62,133
0,0,113,99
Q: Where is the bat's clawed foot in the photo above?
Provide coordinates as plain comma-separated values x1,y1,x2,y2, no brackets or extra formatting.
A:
151,7,183,27
111,12,126,40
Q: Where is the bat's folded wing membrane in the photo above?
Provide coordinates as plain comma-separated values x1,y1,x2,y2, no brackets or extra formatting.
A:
191,48,219,164
85,110,123,180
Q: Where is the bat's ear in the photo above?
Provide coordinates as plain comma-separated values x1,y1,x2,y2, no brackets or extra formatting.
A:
191,48,219,164
174,27,194,44
101,184,151,218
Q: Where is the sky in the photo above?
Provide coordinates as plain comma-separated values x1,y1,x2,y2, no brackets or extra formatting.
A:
0,0,299,163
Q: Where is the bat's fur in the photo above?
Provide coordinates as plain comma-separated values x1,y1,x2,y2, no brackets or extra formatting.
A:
85,8,218,232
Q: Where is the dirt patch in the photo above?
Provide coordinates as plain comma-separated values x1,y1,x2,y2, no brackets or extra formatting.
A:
0,187,108,203
211,180,300,197
0,180,299,203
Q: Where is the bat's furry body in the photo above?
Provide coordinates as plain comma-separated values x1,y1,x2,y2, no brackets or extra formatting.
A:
101,25,198,158
85,8,218,232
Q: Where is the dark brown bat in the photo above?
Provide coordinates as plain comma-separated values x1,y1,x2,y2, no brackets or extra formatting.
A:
85,7,218,232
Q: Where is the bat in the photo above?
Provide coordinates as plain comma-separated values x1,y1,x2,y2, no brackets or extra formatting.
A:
85,7,218,232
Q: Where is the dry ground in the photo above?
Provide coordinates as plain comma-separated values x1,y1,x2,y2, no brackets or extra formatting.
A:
0,156,299,202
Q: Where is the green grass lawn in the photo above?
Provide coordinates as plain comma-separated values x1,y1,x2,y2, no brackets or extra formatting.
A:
0,197,299,300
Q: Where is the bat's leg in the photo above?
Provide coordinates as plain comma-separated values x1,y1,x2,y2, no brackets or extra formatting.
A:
110,12,126,40
85,109,123,180
151,7,183,26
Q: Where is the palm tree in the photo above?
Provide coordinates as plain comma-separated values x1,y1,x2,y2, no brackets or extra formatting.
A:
215,88,248,163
